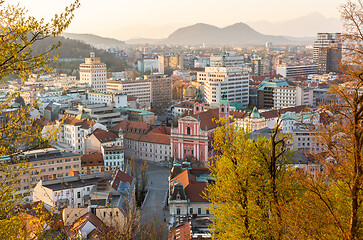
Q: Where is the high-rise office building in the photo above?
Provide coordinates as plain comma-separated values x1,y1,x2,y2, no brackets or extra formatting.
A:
198,52,249,107
313,33,342,74
79,52,107,91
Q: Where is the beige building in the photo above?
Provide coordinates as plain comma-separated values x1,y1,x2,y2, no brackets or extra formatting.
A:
236,107,267,132
158,55,183,74
63,207,124,229
80,52,107,92
81,152,104,174
4,148,82,200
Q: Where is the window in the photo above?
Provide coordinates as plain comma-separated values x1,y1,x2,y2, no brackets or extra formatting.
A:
190,208,193,215
77,192,81,198
198,208,201,215
187,127,191,135
206,209,210,214
177,208,181,215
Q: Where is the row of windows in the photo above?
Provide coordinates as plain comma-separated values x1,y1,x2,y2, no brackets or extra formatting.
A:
175,207,209,215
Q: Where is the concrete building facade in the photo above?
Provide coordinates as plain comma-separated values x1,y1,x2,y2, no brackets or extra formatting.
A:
79,52,107,92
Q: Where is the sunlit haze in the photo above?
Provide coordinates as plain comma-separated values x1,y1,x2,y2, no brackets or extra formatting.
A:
10,0,345,40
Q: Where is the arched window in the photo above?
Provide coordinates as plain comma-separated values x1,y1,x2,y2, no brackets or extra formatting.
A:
187,127,191,135
221,107,224,112
196,106,199,111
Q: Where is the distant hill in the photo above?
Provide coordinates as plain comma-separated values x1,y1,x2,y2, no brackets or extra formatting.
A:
31,36,126,74
62,33,125,49
248,12,342,37
126,38,165,45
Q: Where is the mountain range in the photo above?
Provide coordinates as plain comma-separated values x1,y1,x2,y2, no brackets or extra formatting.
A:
63,12,342,46
160,22,291,45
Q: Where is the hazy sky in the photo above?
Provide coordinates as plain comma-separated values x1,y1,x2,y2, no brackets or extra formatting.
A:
8,0,345,39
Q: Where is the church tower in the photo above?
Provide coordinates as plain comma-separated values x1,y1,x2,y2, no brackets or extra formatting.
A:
219,91,230,120
193,87,205,114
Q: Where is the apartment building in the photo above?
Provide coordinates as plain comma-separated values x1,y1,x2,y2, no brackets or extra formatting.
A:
81,152,104,174
79,52,107,92
276,64,318,78
145,74,172,108
197,66,249,107
3,148,82,198
88,91,127,108
273,86,313,109
210,52,244,67
107,79,152,109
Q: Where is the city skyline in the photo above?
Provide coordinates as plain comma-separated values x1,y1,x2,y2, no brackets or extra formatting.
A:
10,0,344,39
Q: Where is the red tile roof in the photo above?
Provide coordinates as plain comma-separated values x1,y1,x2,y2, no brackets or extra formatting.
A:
127,96,138,101
61,115,96,129
92,129,118,143
261,105,307,119
111,120,150,134
69,212,105,238
170,168,210,203
191,108,220,131
81,153,104,167
121,125,171,145
111,169,133,190
175,100,195,108
168,222,191,240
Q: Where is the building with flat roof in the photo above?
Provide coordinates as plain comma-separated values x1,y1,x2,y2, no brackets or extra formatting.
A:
313,33,342,74
276,64,318,78
88,91,127,108
198,66,249,107
66,103,126,129
107,79,152,109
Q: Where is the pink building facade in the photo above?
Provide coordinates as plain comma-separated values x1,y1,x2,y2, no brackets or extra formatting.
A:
171,98,230,166
171,116,209,165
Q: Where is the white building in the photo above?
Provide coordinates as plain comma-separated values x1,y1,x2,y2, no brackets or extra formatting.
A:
276,64,318,78
80,52,107,92
33,171,113,209
197,66,249,107
56,114,107,153
137,58,158,73
107,79,152,109
88,91,127,108
273,86,313,109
